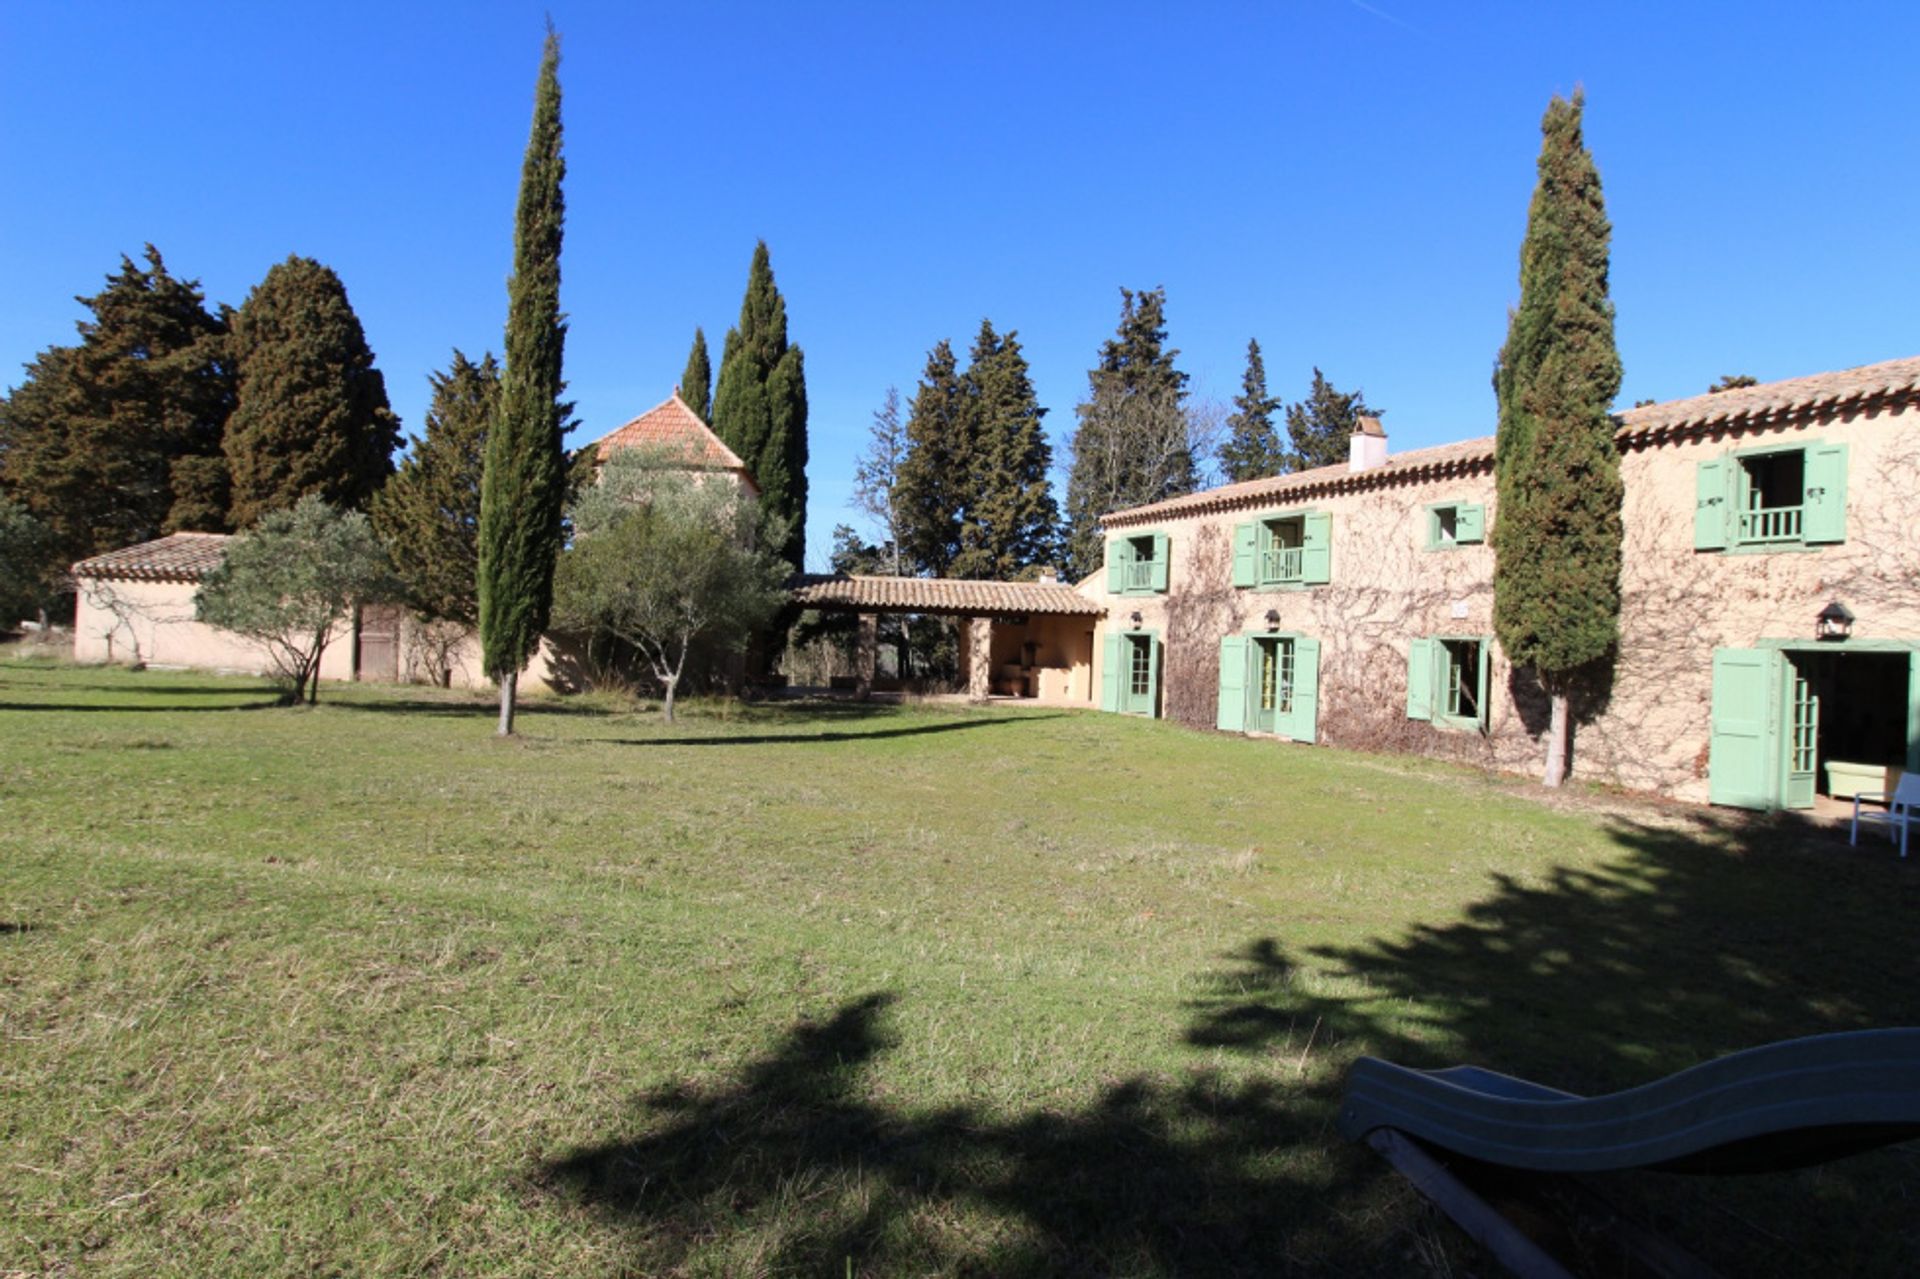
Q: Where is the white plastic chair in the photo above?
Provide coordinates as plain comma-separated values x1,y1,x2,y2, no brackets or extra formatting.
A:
1850,772,1920,859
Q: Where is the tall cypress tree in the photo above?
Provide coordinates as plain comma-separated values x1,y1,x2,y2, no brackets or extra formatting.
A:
892,341,970,577
1063,286,1193,578
0,247,233,569
1283,368,1378,472
712,241,808,567
680,327,711,421
1491,91,1624,788
224,255,400,526
955,320,1058,579
371,350,499,625
1217,338,1285,482
478,28,568,736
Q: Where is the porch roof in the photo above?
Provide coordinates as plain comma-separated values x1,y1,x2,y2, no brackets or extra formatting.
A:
788,574,1105,617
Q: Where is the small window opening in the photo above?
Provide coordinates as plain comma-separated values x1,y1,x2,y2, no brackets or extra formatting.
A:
1737,451,1806,543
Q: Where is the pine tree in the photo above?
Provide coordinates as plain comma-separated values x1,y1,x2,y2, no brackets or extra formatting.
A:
0,247,233,570
712,241,808,567
1063,286,1193,578
1283,367,1378,472
371,350,499,625
954,320,1058,579
478,27,569,736
1217,338,1285,482
1707,374,1757,394
1491,91,1624,788
893,341,970,577
680,327,711,420
224,256,399,526
851,385,907,575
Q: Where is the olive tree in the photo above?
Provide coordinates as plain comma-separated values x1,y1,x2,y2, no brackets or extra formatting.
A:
195,495,394,704
553,461,788,722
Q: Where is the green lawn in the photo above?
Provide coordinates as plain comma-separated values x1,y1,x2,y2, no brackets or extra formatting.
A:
2,658,1916,1276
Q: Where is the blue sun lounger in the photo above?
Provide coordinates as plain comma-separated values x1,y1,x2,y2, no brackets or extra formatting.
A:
1339,1030,1920,1276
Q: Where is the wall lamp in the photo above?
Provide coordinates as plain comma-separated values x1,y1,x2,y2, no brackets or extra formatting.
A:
1815,600,1855,642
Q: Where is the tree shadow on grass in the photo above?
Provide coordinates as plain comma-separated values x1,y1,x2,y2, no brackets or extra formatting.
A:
0,697,284,713
603,714,1064,748
541,993,1407,1277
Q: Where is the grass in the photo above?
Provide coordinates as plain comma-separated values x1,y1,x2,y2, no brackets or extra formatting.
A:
1,657,1917,1276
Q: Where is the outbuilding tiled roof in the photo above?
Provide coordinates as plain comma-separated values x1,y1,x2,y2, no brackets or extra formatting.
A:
1102,354,1920,530
788,574,1105,617
587,392,755,488
72,532,231,583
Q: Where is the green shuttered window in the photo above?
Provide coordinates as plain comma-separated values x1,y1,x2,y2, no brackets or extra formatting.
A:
1694,441,1848,552
1108,532,1170,595
1407,634,1491,731
1424,502,1486,550
1230,510,1331,588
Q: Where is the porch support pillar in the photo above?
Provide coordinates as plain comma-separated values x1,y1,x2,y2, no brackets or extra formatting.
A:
855,613,877,701
968,616,993,701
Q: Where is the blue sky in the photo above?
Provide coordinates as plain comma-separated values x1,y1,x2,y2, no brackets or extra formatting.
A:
4,2,1915,569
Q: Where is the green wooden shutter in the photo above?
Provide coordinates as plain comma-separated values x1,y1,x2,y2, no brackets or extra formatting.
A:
1231,523,1257,587
1287,637,1320,744
1802,443,1849,544
1708,647,1782,809
1145,633,1162,718
1216,635,1249,732
1476,636,1493,731
1694,457,1730,550
1149,533,1170,592
1106,539,1130,593
1406,637,1435,721
1099,633,1121,711
1908,651,1920,775
1456,503,1486,544
1300,512,1332,584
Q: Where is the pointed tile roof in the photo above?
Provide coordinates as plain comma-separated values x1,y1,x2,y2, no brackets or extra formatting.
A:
586,392,757,492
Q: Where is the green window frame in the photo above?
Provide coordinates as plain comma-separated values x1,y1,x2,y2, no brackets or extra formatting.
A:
1406,634,1493,732
1216,631,1321,741
1101,629,1162,716
1106,531,1170,595
1423,501,1486,550
1693,441,1848,552
1231,509,1331,588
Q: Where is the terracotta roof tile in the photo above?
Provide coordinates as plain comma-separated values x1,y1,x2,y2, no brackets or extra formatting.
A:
1615,354,1920,443
1103,354,1920,529
788,574,1105,617
587,393,755,485
72,532,231,583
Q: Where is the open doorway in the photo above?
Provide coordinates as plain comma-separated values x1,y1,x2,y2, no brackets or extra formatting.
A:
1784,650,1911,807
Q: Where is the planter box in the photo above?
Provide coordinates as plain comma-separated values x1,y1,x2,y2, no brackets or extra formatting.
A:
1826,761,1904,800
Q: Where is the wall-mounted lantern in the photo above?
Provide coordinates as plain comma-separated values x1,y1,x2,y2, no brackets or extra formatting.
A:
1264,609,1281,630
1129,611,1143,628
1815,600,1855,642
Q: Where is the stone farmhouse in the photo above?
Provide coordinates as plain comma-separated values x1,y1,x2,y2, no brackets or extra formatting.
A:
1086,355,1920,811
68,357,1920,813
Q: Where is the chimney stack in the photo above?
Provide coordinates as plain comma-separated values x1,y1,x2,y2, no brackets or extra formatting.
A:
1349,415,1388,472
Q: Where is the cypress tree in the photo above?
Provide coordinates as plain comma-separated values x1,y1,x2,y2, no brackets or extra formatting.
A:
955,320,1058,579
1063,286,1193,579
1217,338,1285,482
224,255,400,526
892,340,970,577
1491,91,1624,788
371,350,499,625
0,247,233,569
1283,367,1378,472
712,241,808,567
680,327,711,420
478,28,569,736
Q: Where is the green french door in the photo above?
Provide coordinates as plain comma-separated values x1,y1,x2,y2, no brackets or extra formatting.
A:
1783,661,1820,809
1215,634,1320,742
1708,648,1783,809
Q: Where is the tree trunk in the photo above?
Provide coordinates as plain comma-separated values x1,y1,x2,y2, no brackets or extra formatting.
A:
497,668,518,736
661,677,676,724
1543,690,1569,787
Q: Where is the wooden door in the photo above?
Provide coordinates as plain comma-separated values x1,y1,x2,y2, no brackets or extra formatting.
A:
356,604,402,683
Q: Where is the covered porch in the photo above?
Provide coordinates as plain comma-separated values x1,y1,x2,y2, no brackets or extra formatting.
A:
787,573,1105,703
